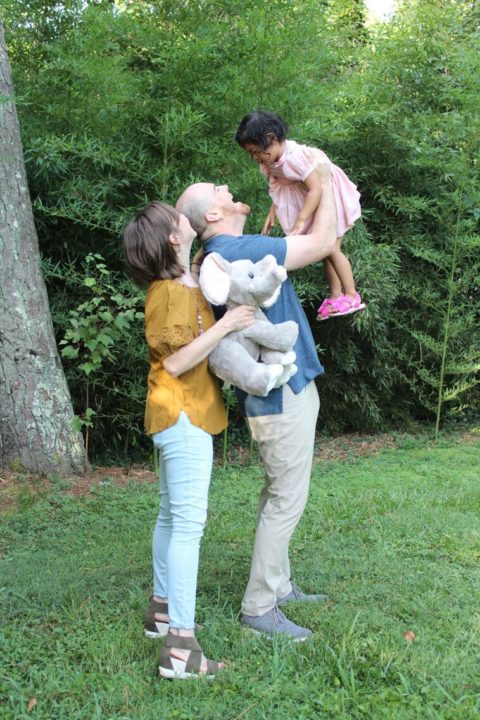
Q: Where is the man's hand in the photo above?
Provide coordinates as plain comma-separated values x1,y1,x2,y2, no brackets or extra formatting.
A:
312,159,332,183
290,218,306,235
300,147,331,184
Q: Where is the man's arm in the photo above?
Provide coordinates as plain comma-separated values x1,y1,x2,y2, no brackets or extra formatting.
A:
283,163,337,271
289,171,323,235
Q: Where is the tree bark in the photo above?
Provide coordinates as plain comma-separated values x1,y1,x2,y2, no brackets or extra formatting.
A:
0,21,85,475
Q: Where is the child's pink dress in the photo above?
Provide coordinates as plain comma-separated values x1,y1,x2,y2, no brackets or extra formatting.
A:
260,139,361,237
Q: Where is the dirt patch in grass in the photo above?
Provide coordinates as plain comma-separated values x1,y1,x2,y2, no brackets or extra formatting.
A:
313,432,399,463
0,465,155,514
67,466,156,498
1,430,478,513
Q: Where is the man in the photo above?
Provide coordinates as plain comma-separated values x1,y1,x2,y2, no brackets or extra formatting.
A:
176,163,336,640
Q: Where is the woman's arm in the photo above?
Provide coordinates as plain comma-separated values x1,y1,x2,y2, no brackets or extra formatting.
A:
163,305,256,377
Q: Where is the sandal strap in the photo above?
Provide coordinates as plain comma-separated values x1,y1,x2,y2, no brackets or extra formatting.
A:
148,597,169,613
158,643,174,671
164,632,202,652
318,297,334,313
205,658,222,673
318,298,335,317
159,632,222,676
330,296,351,313
185,648,203,673
145,596,168,623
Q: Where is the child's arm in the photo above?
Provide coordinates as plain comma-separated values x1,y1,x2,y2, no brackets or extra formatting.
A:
290,171,323,235
261,203,276,235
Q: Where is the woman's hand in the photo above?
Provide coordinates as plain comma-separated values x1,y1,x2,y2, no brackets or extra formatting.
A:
162,306,256,377
219,305,256,334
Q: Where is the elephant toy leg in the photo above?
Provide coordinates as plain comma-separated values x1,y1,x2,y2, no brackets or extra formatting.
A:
209,340,286,397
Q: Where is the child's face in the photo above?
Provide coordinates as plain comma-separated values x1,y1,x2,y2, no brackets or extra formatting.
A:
242,137,284,167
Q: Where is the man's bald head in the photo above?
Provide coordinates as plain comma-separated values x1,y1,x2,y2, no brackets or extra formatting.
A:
176,182,250,241
176,183,217,240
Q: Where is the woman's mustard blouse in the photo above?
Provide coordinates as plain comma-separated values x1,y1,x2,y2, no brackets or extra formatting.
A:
144,280,227,436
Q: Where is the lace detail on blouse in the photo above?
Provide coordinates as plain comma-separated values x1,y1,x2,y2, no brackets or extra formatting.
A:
150,325,195,354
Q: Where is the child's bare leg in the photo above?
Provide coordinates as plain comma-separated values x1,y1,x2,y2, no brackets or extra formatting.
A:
328,237,356,298
323,257,343,299
317,238,364,320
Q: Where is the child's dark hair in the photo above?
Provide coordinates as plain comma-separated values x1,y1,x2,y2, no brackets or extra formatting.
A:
123,201,183,288
235,111,289,150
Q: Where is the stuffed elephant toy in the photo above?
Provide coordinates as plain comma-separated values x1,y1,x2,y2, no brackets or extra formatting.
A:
199,252,298,397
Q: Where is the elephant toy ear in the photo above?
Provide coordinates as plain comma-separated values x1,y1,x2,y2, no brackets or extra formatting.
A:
199,252,232,306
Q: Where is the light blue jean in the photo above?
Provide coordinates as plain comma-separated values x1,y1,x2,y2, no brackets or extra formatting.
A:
151,411,213,629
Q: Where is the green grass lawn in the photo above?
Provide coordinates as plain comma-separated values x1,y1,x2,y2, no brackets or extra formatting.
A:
1,435,479,719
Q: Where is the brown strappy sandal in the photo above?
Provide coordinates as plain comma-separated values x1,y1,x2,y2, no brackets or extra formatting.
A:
158,630,224,680
144,596,169,638
144,597,205,639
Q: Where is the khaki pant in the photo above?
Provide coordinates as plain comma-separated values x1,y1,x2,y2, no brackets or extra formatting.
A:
241,381,320,616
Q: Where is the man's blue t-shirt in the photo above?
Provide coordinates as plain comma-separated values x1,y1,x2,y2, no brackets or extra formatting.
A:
203,233,324,416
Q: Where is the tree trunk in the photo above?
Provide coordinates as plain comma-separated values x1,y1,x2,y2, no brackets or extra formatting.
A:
0,21,85,475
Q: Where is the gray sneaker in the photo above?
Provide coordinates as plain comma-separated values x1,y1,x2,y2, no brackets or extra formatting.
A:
277,581,328,606
241,605,312,641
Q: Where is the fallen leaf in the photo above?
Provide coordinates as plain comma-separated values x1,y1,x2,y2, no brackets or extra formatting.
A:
27,697,37,712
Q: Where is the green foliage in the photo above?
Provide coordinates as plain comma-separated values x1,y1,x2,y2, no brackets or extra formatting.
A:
1,437,480,718
344,0,480,427
47,253,147,461
2,0,479,459
60,253,143,376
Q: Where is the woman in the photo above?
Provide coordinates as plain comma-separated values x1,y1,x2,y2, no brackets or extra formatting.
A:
123,202,255,679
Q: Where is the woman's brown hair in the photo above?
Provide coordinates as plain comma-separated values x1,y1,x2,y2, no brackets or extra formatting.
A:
122,202,184,288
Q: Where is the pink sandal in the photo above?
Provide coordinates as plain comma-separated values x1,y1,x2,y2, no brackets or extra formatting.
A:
317,297,336,321
317,293,365,320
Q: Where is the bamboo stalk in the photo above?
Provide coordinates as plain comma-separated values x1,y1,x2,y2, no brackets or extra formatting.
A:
434,195,461,440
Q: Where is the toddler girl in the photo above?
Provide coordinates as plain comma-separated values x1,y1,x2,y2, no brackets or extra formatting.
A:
236,111,364,320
